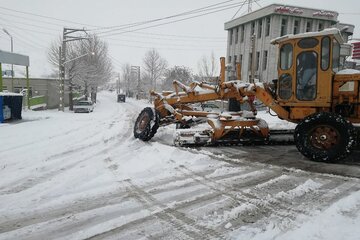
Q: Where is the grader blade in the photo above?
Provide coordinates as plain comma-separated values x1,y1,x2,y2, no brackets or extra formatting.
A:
173,115,270,147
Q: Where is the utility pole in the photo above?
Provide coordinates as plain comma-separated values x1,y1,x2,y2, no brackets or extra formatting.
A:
117,73,121,94
59,46,65,111
60,27,90,111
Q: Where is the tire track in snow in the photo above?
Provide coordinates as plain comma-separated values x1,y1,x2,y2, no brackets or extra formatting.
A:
86,179,226,240
0,95,133,195
175,166,312,223
0,97,149,238
0,189,129,234
229,180,360,237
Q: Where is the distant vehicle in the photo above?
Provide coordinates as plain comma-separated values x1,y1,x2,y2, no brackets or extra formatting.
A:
73,100,94,113
3,105,11,120
117,94,126,102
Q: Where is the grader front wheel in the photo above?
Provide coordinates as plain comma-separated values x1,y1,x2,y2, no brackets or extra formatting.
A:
134,107,160,141
294,112,355,163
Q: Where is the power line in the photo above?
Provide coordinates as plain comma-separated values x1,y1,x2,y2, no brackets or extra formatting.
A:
0,22,59,37
108,42,223,52
115,31,226,40
0,17,49,49
0,10,68,28
0,6,101,28
98,2,246,38
0,15,60,33
232,0,248,19
95,1,244,36
90,0,237,32
0,1,233,43
106,38,224,48
0,10,225,42
103,35,225,47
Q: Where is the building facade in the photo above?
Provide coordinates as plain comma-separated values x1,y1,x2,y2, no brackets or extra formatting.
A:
224,4,354,82
2,77,69,109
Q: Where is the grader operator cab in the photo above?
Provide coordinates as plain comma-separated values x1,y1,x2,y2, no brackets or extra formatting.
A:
134,28,360,163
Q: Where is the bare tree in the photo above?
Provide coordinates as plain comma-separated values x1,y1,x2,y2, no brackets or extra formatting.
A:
162,66,193,90
197,51,218,83
47,37,79,86
47,34,113,103
121,63,136,97
142,49,168,92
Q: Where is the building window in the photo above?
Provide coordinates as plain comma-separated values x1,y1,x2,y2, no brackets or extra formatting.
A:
230,29,233,45
14,87,32,97
265,17,271,36
241,25,245,42
258,19,262,38
251,21,255,35
293,19,300,34
235,27,239,44
318,22,324,31
249,53,252,71
14,87,22,93
234,55,237,65
240,54,243,65
281,18,288,36
306,20,312,32
256,52,260,71
263,50,268,70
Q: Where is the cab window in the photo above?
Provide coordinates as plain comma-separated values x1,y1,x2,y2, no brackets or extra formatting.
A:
296,51,317,101
278,73,292,100
280,44,293,70
332,39,340,72
298,37,319,49
321,37,330,70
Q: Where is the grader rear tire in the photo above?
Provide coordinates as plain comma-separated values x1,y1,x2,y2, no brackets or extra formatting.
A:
134,107,160,141
294,112,355,163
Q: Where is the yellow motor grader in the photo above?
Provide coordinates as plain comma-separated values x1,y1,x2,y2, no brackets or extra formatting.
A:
134,28,360,163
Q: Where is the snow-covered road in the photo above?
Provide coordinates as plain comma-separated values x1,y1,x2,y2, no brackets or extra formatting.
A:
1,91,360,240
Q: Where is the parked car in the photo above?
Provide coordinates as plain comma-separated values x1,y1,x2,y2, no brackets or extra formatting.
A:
117,94,126,102
73,100,94,113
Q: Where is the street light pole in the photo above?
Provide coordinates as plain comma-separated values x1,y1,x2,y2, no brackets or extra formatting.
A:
3,28,14,91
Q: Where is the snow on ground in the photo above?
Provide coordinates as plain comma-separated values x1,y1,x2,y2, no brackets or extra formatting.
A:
0,91,359,240
256,111,296,130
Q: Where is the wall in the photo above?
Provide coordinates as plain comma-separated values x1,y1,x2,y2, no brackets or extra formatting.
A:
2,77,69,109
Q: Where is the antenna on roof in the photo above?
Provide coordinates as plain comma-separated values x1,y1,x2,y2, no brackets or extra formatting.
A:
247,0,253,13
232,0,261,19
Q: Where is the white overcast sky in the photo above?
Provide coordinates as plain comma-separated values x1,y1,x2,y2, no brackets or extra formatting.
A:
0,0,359,78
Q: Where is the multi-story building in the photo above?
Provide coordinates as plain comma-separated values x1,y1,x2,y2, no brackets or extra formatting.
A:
224,4,354,82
